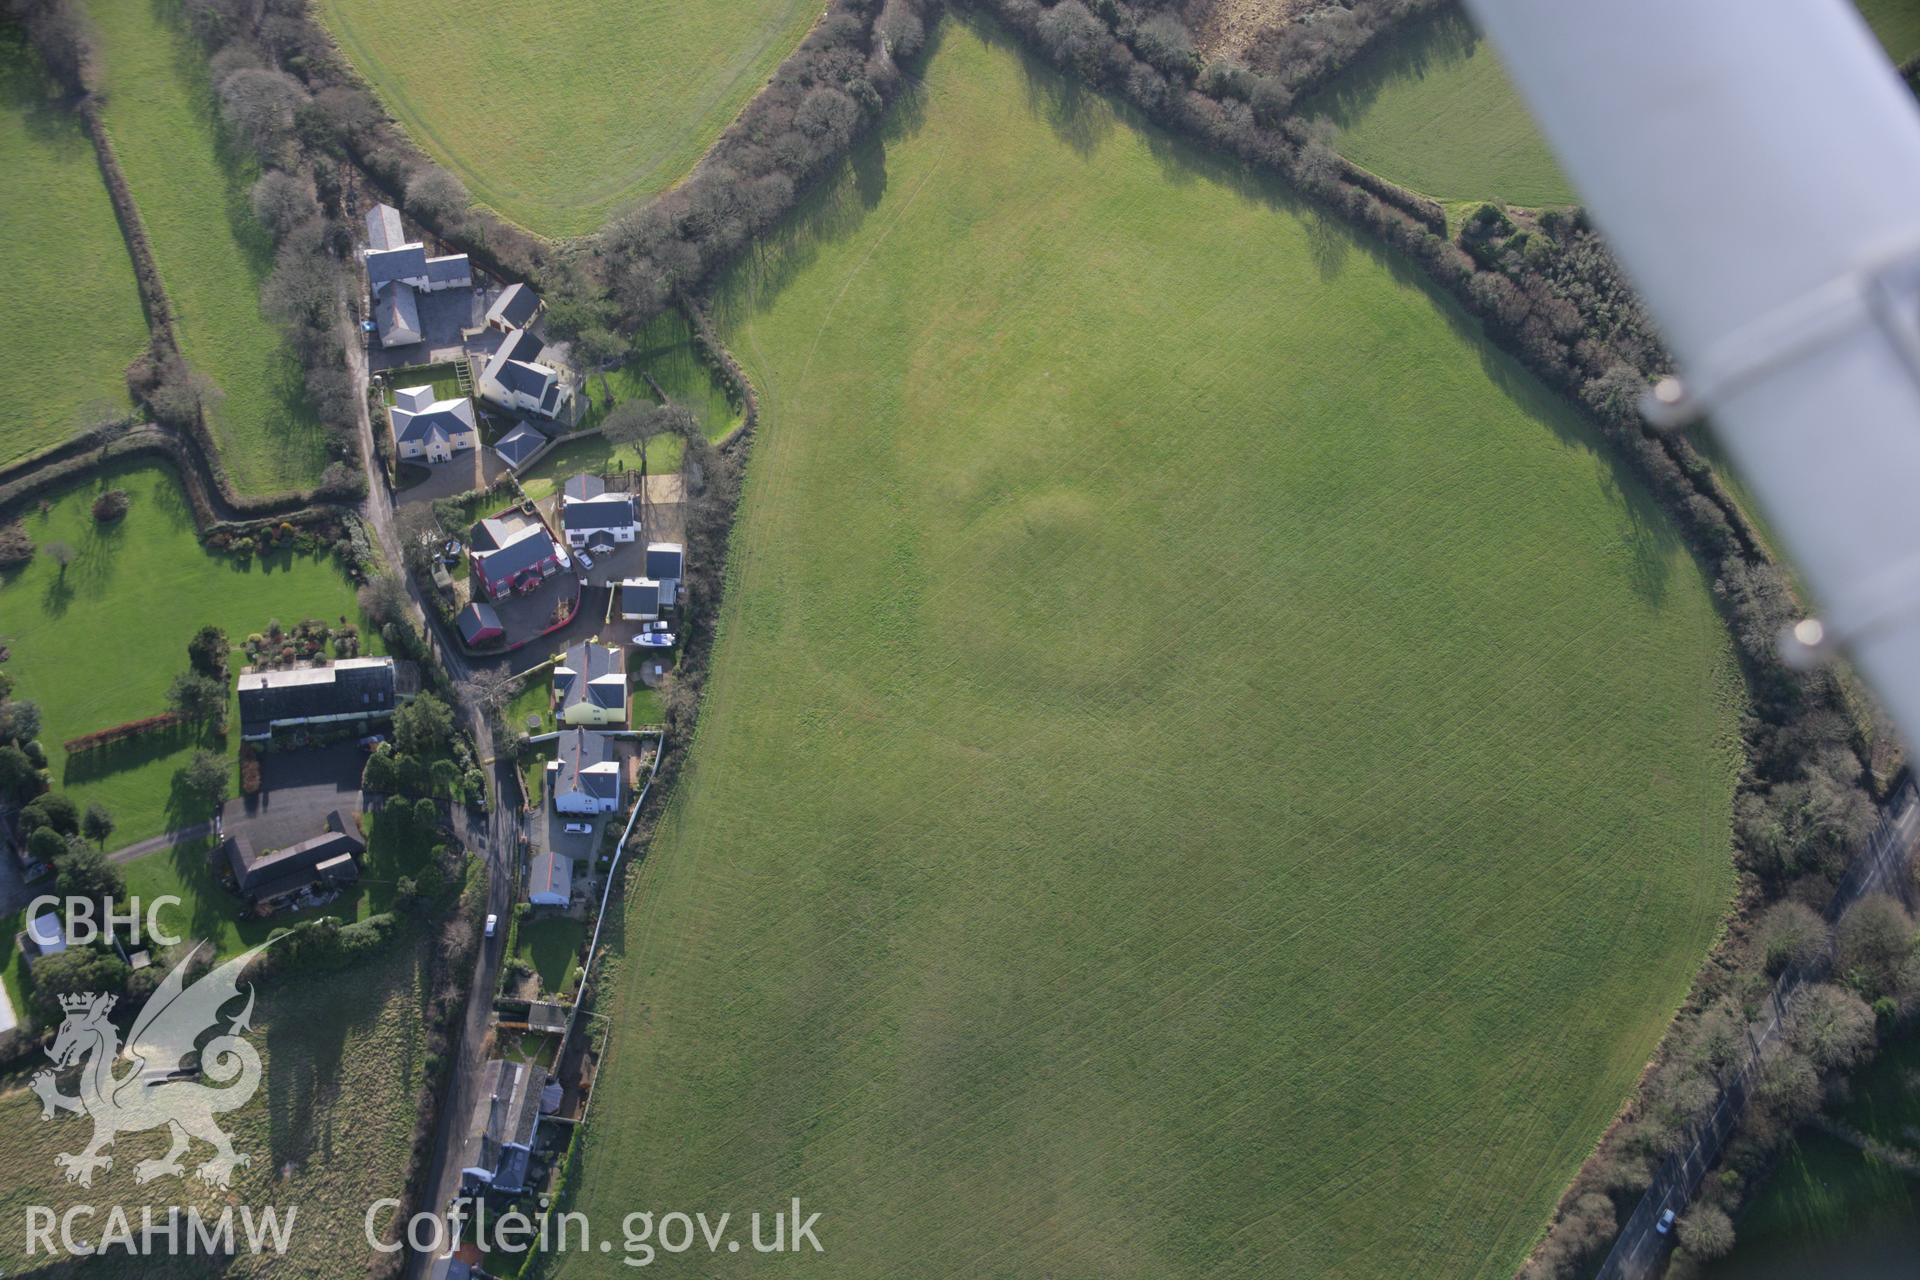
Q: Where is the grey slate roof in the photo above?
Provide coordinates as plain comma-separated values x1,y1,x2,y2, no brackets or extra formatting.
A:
224,810,365,900
493,422,546,467
237,658,396,734
499,360,550,399
456,601,504,644
366,244,426,291
488,282,541,329
528,850,573,902
645,542,684,581
374,281,420,344
562,495,633,532
554,643,625,715
500,327,545,364
539,382,560,414
425,253,470,285
365,203,404,252
460,1059,543,1193
473,522,556,583
550,729,619,802
562,473,605,501
393,396,476,446
620,578,660,617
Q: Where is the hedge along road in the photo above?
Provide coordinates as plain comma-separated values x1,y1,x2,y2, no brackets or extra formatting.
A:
558,18,1744,1280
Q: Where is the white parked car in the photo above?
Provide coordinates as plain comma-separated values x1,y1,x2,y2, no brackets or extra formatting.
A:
563,821,592,835
577,550,595,570
1655,1208,1676,1235
484,913,498,939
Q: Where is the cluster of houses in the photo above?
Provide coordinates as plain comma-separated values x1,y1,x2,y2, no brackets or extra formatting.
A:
363,202,570,470
365,202,471,350
452,473,686,650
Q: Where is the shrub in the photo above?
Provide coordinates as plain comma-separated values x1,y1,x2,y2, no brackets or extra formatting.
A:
0,521,33,568
21,789,79,836
63,711,185,753
90,488,130,522
1754,900,1829,975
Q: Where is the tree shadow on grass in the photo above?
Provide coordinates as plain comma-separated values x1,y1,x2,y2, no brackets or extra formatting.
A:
711,30,938,333
60,721,204,788
1297,5,1484,134
263,943,415,1182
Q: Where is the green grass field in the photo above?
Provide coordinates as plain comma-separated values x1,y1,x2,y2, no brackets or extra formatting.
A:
1303,7,1573,208
314,0,821,236
0,31,148,466
0,939,430,1276
562,21,1742,1279
89,0,330,494
1309,1,1920,208
0,462,375,845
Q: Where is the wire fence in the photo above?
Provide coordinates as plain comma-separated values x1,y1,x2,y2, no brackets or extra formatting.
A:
1594,779,1918,1280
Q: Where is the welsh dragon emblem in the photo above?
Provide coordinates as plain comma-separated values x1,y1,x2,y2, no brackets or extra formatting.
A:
30,942,268,1188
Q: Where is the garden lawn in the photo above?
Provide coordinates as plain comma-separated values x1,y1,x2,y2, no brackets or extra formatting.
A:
88,0,330,494
519,312,741,503
0,938,431,1277
0,462,377,845
562,20,1743,1280
1308,2,1920,209
314,0,821,236
512,913,585,996
117,804,438,963
505,675,556,737
383,361,467,405
0,31,148,467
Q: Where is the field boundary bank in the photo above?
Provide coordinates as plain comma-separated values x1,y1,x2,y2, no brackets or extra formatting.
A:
0,423,345,531
676,290,760,444
76,96,179,349
1595,781,1920,1280
48,91,359,522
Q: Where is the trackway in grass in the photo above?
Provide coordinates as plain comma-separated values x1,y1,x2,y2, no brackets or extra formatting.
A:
315,0,820,237
0,30,148,466
563,19,1742,1279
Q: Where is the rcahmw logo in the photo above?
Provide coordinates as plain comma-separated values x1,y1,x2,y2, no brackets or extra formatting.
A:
33,937,269,1187
25,1204,296,1258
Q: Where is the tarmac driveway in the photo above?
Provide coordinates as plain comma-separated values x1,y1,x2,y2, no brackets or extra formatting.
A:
221,741,369,851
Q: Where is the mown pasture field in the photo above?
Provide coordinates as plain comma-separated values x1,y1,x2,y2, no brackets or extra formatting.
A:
0,940,430,1277
0,462,376,845
88,0,330,494
314,0,820,237
1309,1,1920,209
0,31,148,466
562,20,1743,1279
1303,6,1573,208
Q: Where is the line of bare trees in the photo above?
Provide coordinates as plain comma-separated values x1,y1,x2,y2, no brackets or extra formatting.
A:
144,0,362,500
